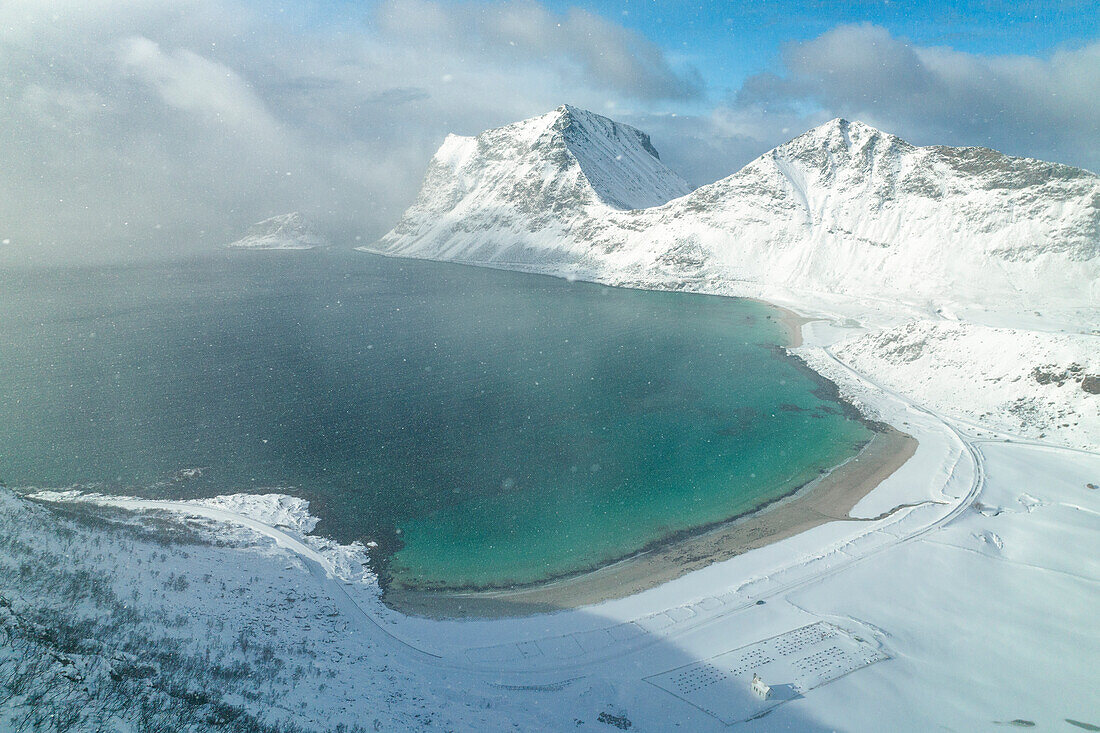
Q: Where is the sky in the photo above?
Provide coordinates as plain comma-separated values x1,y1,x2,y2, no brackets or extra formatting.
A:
2,0,1098,257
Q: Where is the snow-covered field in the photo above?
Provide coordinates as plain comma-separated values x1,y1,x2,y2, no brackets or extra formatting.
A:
821,321,1099,452
0,489,557,731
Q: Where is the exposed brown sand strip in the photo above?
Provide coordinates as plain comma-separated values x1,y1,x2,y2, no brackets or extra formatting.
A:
384,425,917,619
751,300,810,348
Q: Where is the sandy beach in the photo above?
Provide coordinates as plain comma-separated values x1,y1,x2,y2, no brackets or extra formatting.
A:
384,423,917,619
754,300,810,348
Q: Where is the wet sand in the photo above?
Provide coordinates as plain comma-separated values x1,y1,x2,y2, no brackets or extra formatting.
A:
754,300,810,348
384,424,917,619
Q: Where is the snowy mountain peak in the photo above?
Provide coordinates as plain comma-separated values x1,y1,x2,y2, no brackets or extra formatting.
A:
554,105,690,209
458,104,690,210
769,117,1097,194
554,103,664,160
226,212,327,250
800,117,891,144
500,104,666,163
766,118,914,179
369,106,691,262
369,110,1098,313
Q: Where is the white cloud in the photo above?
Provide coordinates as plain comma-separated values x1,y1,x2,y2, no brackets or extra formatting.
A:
0,0,702,256
18,84,107,129
736,23,1100,172
118,36,280,134
374,0,702,101
644,24,1100,191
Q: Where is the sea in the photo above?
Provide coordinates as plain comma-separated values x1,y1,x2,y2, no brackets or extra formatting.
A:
0,249,871,590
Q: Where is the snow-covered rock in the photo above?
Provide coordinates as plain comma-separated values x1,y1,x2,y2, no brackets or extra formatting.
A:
226,212,327,250
830,321,1099,451
367,109,1098,314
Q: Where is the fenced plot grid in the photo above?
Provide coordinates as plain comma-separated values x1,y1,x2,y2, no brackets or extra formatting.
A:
643,621,888,725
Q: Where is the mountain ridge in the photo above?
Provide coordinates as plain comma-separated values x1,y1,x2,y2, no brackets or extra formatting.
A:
365,107,1099,313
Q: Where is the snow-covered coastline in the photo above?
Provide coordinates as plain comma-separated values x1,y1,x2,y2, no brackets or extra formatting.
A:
356,213,1096,726
9,293,1098,729
3,105,1097,730
6,284,1099,729
26,490,376,588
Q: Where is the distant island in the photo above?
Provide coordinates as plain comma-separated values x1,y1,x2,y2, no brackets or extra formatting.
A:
226,212,327,250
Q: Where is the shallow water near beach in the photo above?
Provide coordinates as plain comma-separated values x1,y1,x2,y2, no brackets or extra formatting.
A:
0,250,871,590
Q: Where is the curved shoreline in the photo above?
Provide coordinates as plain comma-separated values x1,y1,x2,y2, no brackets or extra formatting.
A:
383,425,915,618
382,297,917,619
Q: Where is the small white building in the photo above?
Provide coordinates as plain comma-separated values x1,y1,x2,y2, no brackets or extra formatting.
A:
751,673,772,700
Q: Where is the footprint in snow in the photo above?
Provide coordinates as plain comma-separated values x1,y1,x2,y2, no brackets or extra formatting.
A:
975,530,1004,552
1017,494,1044,512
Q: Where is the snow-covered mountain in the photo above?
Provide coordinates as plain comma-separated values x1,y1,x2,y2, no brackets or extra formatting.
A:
366,109,1098,313
227,212,327,250
370,105,690,267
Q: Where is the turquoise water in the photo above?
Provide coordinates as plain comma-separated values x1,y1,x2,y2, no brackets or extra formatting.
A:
0,251,871,590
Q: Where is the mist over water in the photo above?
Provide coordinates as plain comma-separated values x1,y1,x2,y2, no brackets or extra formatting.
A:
0,249,869,588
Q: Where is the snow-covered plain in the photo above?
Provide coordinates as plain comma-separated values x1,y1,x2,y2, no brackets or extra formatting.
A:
3,107,1098,730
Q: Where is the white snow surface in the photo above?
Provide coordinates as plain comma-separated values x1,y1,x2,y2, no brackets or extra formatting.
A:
226,211,327,250
366,110,1099,316
827,321,1099,451
188,492,319,534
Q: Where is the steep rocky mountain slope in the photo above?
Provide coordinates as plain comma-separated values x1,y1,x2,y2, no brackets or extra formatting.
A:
374,105,691,266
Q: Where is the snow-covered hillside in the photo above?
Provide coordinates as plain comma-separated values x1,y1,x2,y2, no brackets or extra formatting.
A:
0,487,550,732
367,109,1099,314
822,321,1099,451
227,212,327,250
